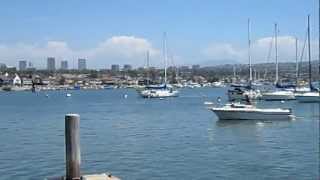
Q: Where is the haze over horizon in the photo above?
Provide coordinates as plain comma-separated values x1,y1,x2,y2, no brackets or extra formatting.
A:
0,0,319,69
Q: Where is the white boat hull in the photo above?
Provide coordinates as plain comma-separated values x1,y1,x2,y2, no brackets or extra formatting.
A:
295,92,320,103
261,91,295,101
211,106,293,121
140,89,179,98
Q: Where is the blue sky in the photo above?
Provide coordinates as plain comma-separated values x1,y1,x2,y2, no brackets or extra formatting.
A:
0,0,318,69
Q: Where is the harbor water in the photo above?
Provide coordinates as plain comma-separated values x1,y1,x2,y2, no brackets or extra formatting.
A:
0,88,319,179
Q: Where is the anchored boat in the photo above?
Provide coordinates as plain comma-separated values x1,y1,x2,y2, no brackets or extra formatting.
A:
261,23,296,101
210,103,293,121
139,33,179,98
140,84,178,98
228,85,261,101
295,15,320,103
261,90,295,101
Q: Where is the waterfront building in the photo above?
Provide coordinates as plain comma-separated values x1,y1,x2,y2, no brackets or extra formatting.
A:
180,66,190,71
22,78,33,86
123,64,132,71
192,64,200,70
19,60,27,71
13,74,21,86
111,64,120,72
0,63,6,71
78,58,87,70
61,60,68,70
6,66,17,71
47,57,56,71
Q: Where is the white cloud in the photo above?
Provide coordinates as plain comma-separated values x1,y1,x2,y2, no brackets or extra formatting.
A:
85,36,160,67
203,36,319,64
0,36,160,69
0,35,317,69
203,43,245,61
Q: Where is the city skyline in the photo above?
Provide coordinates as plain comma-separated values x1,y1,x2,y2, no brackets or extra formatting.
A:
0,0,319,69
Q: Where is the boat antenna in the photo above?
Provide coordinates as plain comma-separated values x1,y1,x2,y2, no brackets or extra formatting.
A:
248,18,253,82
275,23,279,84
307,15,312,90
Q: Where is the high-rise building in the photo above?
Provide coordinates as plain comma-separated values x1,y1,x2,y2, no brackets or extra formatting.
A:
78,58,87,70
180,66,190,71
19,60,27,71
47,57,56,71
192,64,200,70
61,60,68,70
123,64,132,71
0,63,6,71
111,64,120,72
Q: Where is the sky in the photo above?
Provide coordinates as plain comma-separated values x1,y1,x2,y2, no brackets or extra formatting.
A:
0,0,319,69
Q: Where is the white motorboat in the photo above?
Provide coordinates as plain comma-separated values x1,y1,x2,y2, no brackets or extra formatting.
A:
204,101,214,105
295,92,320,102
261,90,295,101
210,103,293,120
211,81,225,88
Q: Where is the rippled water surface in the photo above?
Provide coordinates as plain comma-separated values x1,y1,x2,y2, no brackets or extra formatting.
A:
0,88,319,179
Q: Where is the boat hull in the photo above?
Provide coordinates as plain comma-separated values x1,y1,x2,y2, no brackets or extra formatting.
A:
211,108,293,121
295,92,320,103
140,89,179,98
261,91,295,101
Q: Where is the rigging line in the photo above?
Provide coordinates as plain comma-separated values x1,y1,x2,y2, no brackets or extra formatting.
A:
264,36,274,79
298,30,308,78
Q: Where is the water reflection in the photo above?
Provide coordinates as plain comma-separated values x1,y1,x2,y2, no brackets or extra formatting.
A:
215,119,292,128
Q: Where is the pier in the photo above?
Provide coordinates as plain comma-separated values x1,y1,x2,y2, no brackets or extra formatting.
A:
47,114,120,180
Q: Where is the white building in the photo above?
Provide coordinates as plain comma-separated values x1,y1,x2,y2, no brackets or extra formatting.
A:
13,74,21,86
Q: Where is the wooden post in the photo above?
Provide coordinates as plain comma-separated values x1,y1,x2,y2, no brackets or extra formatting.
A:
65,114,81,180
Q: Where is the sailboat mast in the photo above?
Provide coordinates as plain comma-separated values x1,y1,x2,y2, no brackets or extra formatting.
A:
146,50,150,85
163,32,167,84
295,37,299,85
307,15,312,90
233,65,236,79
275,23,279,83
248,18,252,82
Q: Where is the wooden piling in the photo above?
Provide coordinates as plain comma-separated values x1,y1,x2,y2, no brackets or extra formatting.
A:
47,114,120,180
65,114,81,180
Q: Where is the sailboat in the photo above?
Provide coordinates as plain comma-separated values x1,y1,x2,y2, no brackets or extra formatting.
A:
210,19,295,121
295,15,320,103
140,33,179,98
261,23,295,101
228,19,261,101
